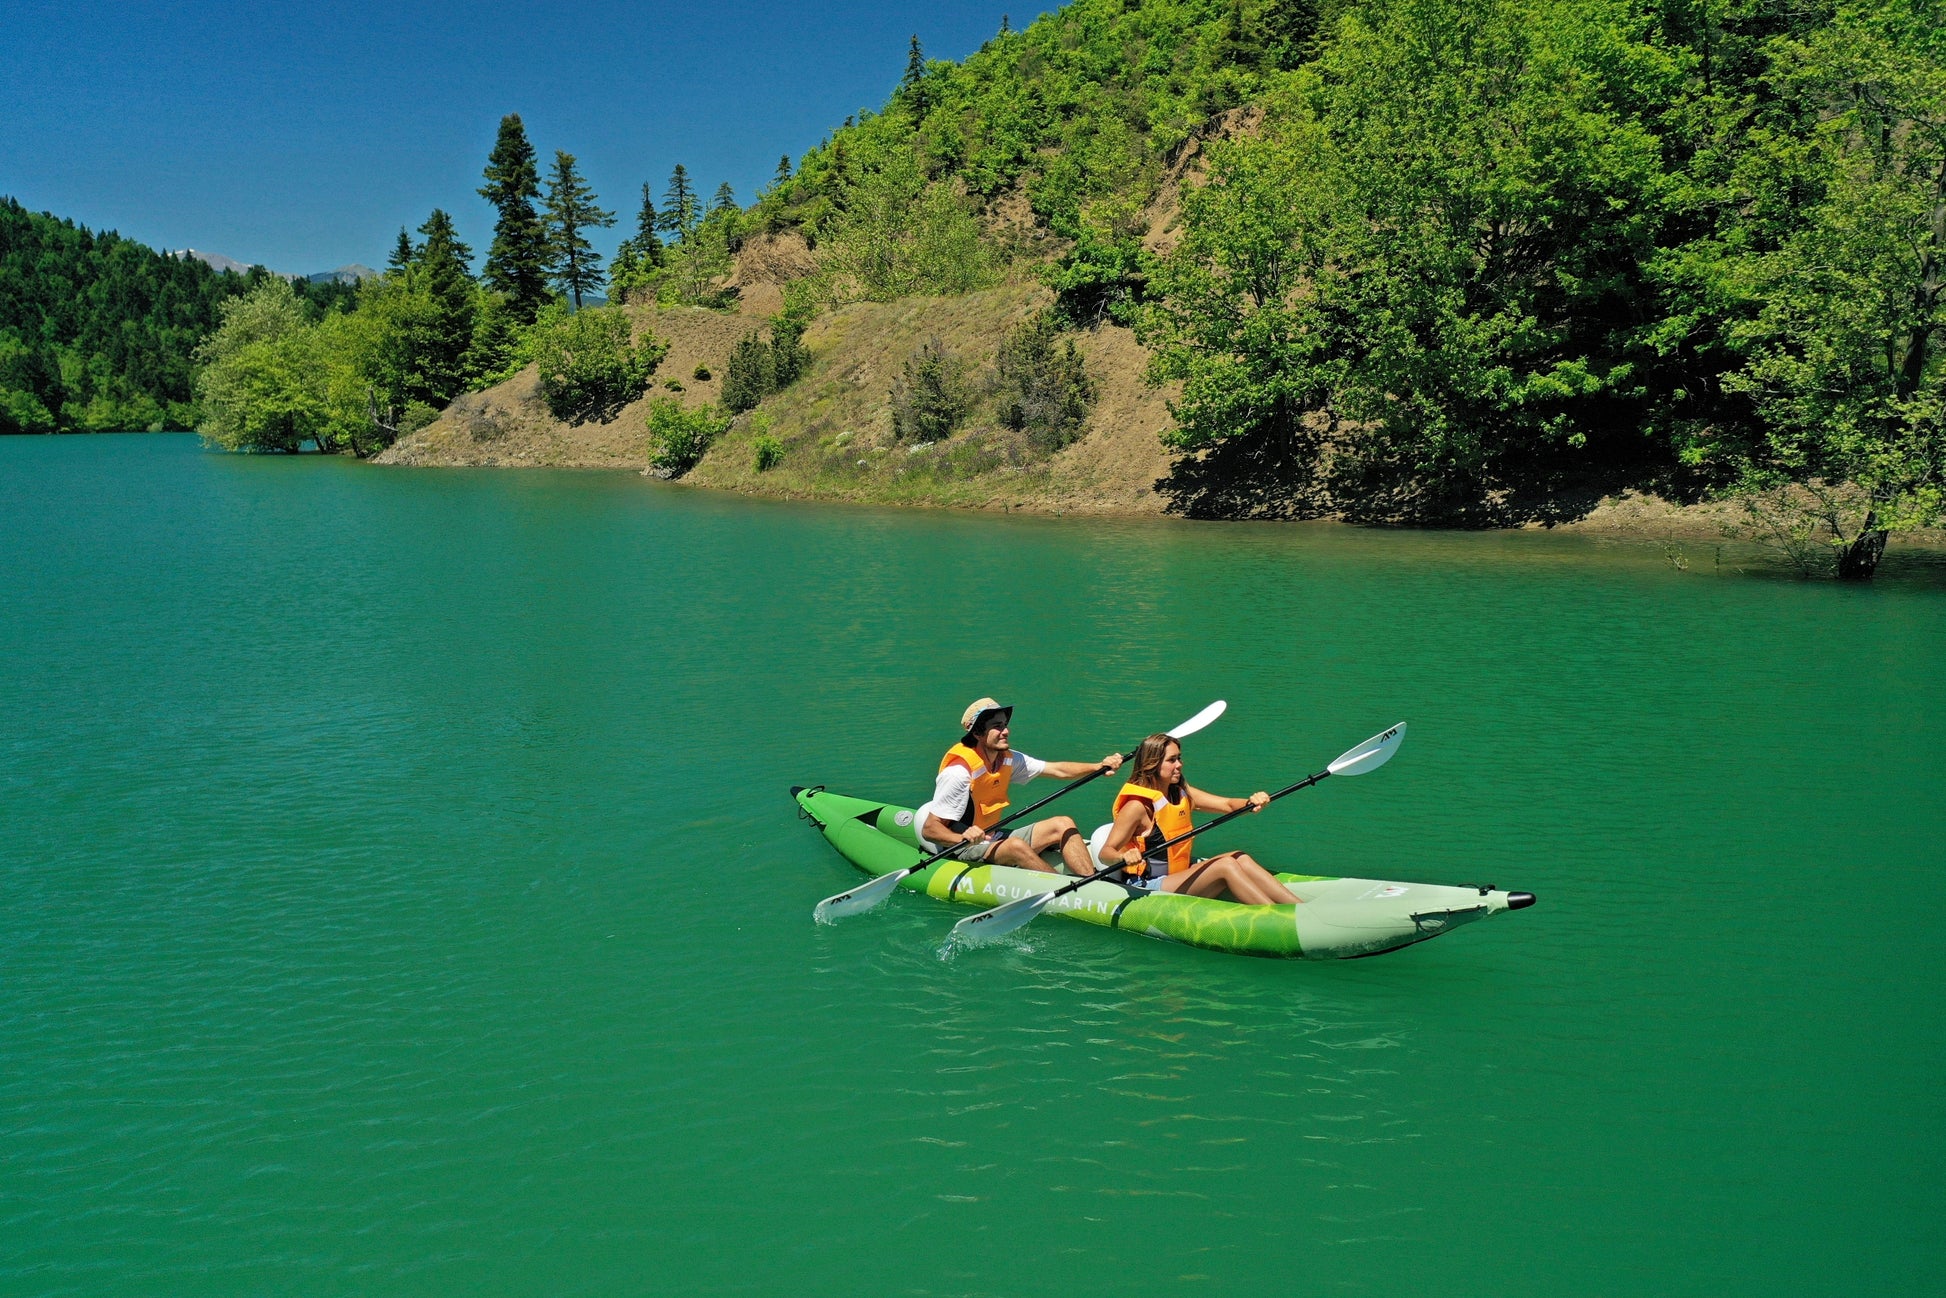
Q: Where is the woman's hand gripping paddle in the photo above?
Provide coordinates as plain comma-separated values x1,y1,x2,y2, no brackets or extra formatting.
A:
811,701,1229,923
945,722,1407,949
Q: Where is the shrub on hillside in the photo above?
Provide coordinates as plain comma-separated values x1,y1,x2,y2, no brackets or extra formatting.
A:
753,432,785,472
889,337,970,443
530,305,666,422
646,398,731,476
995,313,1096,452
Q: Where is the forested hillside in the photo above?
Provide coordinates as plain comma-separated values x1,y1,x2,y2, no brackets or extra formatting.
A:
708,0,1938,575
0,199,352,433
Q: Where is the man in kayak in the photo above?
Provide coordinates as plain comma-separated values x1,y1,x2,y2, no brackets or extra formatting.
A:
918,698,1122,875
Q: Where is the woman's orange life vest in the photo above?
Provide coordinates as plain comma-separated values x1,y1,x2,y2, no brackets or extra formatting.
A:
939,742,1012,831
1114,781,1194,874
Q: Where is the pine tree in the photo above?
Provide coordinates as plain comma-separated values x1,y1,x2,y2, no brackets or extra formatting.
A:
710,182,737,214
773,156,792,188
659,165,699,242
630,182,664,267
415,209,477,401
387,228,416,275
902,34,925,90
541,151,615,309
1000,14,1010,33
477,114,551,321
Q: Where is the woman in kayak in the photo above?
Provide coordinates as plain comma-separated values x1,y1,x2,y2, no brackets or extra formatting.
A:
1096,733,1300,905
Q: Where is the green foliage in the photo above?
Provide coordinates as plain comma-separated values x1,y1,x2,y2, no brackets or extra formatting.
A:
0,197,346,432
646,397,730,475
660,166,699,242
722,303,815,414
1703,0,1946,567
478,115,551,321
890,337,971,442
814,149,992,301
193,279,371,453
723,331,775,414
1143,0,1678,517
753,430,786,471
994,312,1096,451
528,304,666,422
542,151,615,309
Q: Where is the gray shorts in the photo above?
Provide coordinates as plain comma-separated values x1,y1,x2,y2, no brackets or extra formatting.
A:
943,820,1051,864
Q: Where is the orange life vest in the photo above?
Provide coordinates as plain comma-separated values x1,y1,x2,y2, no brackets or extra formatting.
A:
1113,781,1194,875
939,742,1012,831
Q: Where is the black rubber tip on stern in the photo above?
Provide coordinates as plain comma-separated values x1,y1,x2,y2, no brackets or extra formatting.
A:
789,785,806,798
1507,891,1537,910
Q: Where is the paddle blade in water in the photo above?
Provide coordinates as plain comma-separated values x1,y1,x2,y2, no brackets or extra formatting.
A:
1167,699,1227,740
1327,722,1407,777
948,891,1055,947
813,870,906,923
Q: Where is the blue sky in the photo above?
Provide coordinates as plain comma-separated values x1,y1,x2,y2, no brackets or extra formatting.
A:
1,0,1049,274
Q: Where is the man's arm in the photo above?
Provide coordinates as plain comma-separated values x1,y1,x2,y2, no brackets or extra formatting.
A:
1035,753,1123,780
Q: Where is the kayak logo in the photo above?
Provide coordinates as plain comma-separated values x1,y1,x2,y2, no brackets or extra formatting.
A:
893,810,913,827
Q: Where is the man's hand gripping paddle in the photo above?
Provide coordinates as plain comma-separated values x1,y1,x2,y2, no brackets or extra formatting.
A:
945,722,1407,949
811,701,1229,923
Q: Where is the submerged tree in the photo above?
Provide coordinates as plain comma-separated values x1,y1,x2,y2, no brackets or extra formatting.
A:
478,114,551,320
541,150,615,309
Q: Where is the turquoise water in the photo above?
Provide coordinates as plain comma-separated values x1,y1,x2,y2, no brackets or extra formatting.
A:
3,435,1941,1296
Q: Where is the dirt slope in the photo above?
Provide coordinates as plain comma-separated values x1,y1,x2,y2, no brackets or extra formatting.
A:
377,284,1181,514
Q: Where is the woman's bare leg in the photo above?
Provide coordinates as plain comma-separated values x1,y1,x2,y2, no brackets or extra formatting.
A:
1165,852,1298,905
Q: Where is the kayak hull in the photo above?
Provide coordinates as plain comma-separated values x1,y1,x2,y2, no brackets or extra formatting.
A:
794,787,1529,960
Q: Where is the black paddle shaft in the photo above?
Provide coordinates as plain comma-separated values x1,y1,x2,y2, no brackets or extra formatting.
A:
1028,766,1335,903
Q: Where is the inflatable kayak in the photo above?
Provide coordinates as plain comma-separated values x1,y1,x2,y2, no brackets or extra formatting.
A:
794,786,1534,960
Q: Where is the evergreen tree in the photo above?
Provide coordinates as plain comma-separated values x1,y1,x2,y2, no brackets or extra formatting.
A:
773,155,792,188
477,114,551,321
387,228,416,275
1000,14,1010,34
903,34,925,90
415,209,477,400
659,165,699,242
630,182,664,266
710,182,737,214
541,150,615,309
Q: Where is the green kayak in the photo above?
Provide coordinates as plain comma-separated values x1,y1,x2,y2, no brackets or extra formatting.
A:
794,786,1535,960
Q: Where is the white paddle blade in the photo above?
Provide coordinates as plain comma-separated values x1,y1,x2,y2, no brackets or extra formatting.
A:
949,891,1055,946
813,869,906,922
1327,722,1407,777
1167,699,1227,741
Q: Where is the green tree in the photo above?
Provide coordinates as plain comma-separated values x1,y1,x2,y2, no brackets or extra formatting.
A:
1143,0,1676,519
478,114,551,320
1708,0,1946,577
193,279,367,453
528,303,666,420
541,150,615,309
414,209,477,401
387,228,416,274
660,165,699,242
710,182,738,214
722,331,776,413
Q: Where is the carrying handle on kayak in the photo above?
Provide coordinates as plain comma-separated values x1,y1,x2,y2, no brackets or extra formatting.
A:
944,723,1407,948
811,701,1228,923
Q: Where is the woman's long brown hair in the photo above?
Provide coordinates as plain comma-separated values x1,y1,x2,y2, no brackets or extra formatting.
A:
1127,733,1181,792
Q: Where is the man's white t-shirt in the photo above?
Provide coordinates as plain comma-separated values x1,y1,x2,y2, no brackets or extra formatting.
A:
916,749,1046,850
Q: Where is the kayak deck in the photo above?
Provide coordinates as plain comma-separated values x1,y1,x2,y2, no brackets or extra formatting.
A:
794,786,1533,960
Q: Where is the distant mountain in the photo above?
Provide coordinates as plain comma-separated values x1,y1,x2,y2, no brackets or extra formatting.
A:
173,248,270,276
309,264,378,284
171,251,379,284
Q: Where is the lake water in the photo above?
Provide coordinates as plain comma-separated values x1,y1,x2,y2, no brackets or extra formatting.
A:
3,434,1941,1296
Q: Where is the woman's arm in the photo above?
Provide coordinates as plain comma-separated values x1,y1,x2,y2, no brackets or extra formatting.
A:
1100,798,1152,866
1185,784,1269,814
